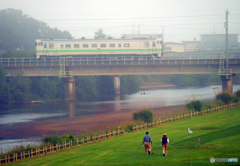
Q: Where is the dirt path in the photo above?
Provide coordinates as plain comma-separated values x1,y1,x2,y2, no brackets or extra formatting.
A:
1,105,186,139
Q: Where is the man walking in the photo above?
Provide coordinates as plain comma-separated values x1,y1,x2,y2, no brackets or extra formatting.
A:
161,133,169,156
142,131,152,155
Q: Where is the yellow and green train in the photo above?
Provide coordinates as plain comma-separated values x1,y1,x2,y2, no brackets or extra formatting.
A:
35,38,162,59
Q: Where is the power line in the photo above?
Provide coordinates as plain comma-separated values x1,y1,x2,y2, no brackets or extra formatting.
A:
1,14,224,22
28,9,227,16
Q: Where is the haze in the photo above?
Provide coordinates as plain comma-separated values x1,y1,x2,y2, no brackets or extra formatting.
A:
1,0,240,42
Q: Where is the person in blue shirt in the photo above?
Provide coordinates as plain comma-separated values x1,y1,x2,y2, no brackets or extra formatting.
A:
142,131,152,155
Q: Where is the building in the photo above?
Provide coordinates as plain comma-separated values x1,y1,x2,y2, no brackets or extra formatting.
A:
181,41,201,52
121,34,162,39
164,42,185,53
200,34,239,51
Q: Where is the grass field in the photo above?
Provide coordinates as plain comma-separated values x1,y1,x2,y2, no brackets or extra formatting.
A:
11,107,240,166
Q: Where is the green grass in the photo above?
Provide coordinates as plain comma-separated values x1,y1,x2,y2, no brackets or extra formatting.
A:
11,107,240,166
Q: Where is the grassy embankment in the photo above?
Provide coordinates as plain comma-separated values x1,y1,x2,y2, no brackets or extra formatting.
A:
11,106,240,166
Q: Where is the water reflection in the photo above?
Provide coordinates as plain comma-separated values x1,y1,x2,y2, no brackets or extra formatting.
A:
114,95,121,112
68,102,76,117
1,85,240,126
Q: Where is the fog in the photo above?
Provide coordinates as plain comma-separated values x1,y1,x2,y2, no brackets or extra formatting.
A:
1,0,240,42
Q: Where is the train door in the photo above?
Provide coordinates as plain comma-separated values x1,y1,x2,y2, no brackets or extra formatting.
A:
152,41,156,53
140,41,144,54
49,43,55,56
54,43,57,56
144,41,150,55
43,43,48,55
97,42,101,55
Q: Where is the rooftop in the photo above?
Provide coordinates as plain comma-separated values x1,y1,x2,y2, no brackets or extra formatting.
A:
200,34,238,36
182,41,201,43
121,34,162,39
164,42,185,45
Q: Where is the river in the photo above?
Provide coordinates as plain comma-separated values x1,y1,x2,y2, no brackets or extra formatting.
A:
0,85,240,152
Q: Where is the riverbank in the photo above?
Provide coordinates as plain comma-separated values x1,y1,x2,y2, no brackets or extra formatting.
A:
0,104,186,139
10,101,45,105
7,105,240,166
139,82,176,90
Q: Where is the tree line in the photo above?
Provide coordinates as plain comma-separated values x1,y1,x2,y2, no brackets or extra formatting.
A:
0,63,142,104
0,8,71,51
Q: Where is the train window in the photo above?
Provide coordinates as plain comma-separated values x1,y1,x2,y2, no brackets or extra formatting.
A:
83,44,88,48
60,44,64,49
118,43,121,47
92,44,97,48
124,43,130,47
74,44,80,48
144,42,149,48
41,42,43,46
153,42,156,47
157,41,159,44
110,44,115,48
49,44,54,49
44,43,47,48
65,44,71,49
37,42,41,46
101,44,106,48
35,42,37,46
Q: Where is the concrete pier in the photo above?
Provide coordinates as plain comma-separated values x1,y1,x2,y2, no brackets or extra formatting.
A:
62,77,76,101
114,76,121,95
221,74,235,95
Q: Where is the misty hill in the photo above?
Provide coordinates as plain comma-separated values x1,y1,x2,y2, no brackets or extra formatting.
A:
0,8,72,50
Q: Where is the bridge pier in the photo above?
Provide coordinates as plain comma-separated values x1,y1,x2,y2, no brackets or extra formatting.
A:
114,76,121,95
62,77,76,101
221,74,235,95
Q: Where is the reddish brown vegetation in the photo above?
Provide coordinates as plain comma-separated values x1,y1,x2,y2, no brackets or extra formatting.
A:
1,105,186,139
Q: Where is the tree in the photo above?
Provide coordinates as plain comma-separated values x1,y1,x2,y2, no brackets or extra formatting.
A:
0,63,10,104
8,73,31,102
97,76,114,96
0,49,35,58
216,93,233,104
120,76,128,94
133,109,153,123
120,75,144,94
186,100,202,112
94,29,106,38
0,8,72,50
30,77,60,100
75,76,98,100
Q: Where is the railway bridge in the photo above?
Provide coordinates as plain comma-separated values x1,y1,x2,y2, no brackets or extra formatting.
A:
1,56,240,101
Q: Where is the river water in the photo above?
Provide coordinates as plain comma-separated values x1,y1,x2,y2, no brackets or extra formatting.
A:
0,85,240,152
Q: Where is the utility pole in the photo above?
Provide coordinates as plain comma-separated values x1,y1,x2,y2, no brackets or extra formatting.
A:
225,9,229,79
162,25,164,56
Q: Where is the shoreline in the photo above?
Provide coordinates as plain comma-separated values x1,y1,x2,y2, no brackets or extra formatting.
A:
139,85,176,89
0,104,187,139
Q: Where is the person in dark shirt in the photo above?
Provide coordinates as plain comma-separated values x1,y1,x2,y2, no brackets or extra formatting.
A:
142,131,152,155
161,133,169,156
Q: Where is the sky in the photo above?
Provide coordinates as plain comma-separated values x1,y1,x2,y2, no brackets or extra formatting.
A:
1,0,240,42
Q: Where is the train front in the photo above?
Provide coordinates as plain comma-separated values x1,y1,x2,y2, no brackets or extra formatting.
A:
35,39,43,59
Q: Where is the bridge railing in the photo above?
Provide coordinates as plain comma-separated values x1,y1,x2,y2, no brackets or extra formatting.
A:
1,56,240,66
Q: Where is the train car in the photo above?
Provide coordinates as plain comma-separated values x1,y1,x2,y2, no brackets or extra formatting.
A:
35,37,162,59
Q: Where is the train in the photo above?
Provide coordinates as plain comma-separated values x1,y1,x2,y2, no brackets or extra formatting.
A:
35,37,163,59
